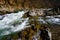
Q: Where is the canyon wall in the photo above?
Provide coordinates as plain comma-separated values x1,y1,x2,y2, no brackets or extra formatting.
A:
0,0,60,12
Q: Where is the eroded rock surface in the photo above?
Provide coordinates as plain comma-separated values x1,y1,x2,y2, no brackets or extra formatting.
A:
0,0,60,13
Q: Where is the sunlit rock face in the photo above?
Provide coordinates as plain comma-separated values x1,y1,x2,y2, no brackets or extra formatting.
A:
0,10,52,40
0,0,60,13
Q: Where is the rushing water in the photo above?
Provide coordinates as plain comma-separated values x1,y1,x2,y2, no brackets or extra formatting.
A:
38,15,60,25
0,10,60,40
0,11,30,39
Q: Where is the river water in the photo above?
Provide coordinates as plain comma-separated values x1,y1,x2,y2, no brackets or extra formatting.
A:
0,10,60,40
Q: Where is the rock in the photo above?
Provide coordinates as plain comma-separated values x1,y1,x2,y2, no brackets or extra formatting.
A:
0,0,60,13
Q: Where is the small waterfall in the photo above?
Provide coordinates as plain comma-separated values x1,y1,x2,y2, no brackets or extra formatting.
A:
46,28,52,40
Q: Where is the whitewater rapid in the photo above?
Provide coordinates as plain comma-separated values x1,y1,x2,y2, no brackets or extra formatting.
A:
0,11,30,36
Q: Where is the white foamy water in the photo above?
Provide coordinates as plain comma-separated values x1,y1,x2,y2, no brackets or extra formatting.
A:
46,28,52,40
38,15,60,25
0,11,30,36
45,15,60,25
